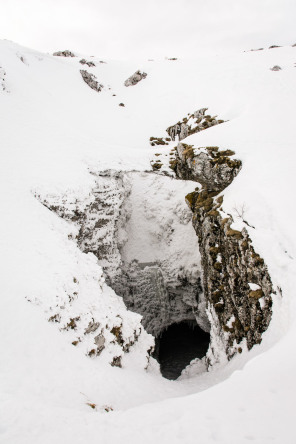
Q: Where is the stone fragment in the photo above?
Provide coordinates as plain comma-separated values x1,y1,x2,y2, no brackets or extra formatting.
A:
94,334,105,354
84,321,100,334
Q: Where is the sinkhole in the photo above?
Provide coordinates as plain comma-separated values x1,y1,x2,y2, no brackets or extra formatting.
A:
41,171,212,380
153,320,210,380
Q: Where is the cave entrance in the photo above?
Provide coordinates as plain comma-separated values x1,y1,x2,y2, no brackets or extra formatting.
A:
154,320,210,380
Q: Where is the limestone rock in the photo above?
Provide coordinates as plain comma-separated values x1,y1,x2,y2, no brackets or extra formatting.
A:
174,144,241,192
166,108,224,142
166,122,189,141
124,70,147,87
80,70,103,92
53,50,75,57
173,145,273,360
79,59,96,67
94,334,105,354
84,321,100,334
194,108,208,119
270,65,282,71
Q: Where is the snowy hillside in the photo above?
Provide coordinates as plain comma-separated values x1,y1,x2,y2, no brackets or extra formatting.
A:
1,39,296,443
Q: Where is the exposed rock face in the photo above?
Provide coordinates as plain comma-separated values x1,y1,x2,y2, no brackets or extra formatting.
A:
171,145,273,359
194,108,208,119
80,70,103,92
187,191,272,355
124,70,147,87
166,108,225,142
43,171,128,283
270,65,282,71
53,50,75,57
167,122,189,141
173,144,241,192
79,58,96,67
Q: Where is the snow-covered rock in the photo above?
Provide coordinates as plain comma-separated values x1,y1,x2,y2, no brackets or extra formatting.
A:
124,70,147,87
80,69,103,92
53,49,76,57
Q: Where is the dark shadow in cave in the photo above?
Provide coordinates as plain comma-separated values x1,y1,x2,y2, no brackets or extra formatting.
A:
154,320,210,380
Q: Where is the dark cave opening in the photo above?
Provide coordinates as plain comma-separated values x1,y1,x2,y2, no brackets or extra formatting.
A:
153,320,210,380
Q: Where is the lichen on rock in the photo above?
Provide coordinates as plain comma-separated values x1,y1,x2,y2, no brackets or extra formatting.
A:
166,108,225,141
172,144,241,192
173,145,273,360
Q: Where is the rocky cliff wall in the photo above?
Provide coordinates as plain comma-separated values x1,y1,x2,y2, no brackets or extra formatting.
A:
171,143,273,360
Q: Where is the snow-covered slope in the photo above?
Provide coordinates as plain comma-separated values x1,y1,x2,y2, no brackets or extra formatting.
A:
1,40,296,443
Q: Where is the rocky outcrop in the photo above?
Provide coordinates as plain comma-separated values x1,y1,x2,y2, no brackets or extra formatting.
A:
124,70,147,87
166,108,225,141
79,58,96,67
171,145,273,359
172,144,241,191
53,50,75,57
80,70,103,92
167,122,189,141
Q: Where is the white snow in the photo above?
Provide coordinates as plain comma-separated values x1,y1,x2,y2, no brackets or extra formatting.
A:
1,40,296,443
249,283,261,291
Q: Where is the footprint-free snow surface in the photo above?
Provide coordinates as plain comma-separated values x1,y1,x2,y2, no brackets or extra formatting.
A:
1,40,296,444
